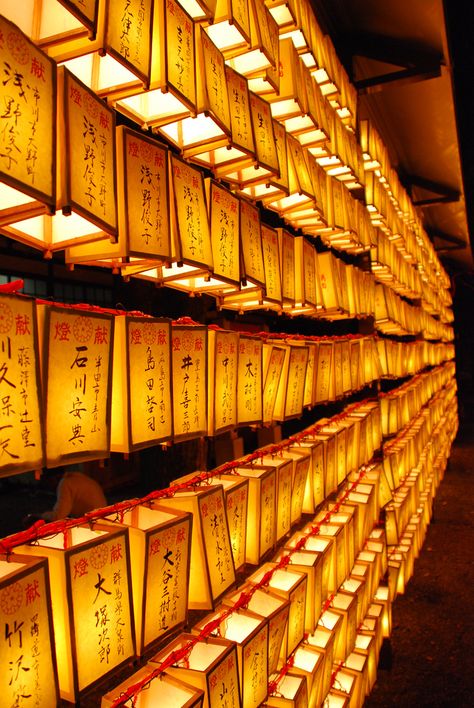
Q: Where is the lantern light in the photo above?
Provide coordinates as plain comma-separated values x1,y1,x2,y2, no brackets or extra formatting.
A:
161,484,235,610
290,644,325,707
305,623,336,705
192,606,269,708
272,548,323,634
150,632,241,708
104,504,192,655
266,671,308,707
171,321,208,442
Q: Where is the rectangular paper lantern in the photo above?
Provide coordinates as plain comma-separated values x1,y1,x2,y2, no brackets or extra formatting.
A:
289,440,324,513
266,671,308,707
0,15,56,229
0,554,58,707
66,126,171,268
223,583,289,675
290,644,325,707
111,316,172,452
263,342,286,425
19,525,135,703
247,563,307,661
207,179,241,288
273,548,323,634
0,293,44,476
107,504,192,655
230,465,276,564
38,305,114,468
287,532,336,599
172,323,208,441
208,328,239,436
255,457,293,543
272,343,309,421
151,633,240,708
102,666,205,707
193,606,269,708
237,335,263,426
162,485,236,609
305,624,336,706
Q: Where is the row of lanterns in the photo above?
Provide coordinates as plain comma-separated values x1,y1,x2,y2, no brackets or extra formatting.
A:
375,338,455,379
0,7,452,324
1,289,390,477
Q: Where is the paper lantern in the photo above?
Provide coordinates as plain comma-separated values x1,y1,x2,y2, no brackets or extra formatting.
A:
193,607,269,708
266,672,308,708
106,504,192,655
273,548,322,634
18,525,135,703
0,553,58,707
247,563,307,661
158,30,231,159
208,327,239,436
309,519,347,589
223,583,289,674
151,633,240,708
237,335,263,427
290,644,325,707
260,449,309,527
0,293,44,476
37,304,114,468
289,439,325,513
286,532,336,599
66,126,170,271
317,608,345,665
110,316,172,453
204,0,251,58
226,0,277,77
0,16,56,235
271,342,309,422
291,237,324,315
261,225,283,310
262,343,286,425
241,119,289,204
328,666,359,707
353,631,378,693
102,666,205,707
228,465,276,564
251,457,293,543
162,484,235,609
265,38,305,122
305,624,336,705
113,0,197,128
313,341,334,404
171,322,208,442
2,0,98,48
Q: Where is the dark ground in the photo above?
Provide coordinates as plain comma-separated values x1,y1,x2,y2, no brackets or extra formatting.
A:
1,416,473,706
366,419,474,707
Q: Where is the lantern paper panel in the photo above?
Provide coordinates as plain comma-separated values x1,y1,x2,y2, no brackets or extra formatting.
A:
272,343,309,421
111,316,172,452
1,0,98,47
193,607,269,708
0,555,58,708
38,305,114,468
172,324,207,442
204,0,251,59
208,180,241,286
219,476,249,572
261,224,282,306
102,665,205,707
0,14,56,222
18,525,135,703
208,328,239,436
170,155,213,271
113,0,197,128
59,66,118,237
0,294,44,476
237,335,263,426
231,465,276,564
163,485,236,610
151,633,240,708
263,343,286,425
240,198,266,288
66,126,170,267
266,672,308,708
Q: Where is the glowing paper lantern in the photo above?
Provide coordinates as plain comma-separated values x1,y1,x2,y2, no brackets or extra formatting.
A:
247,563,307,661
227,0,278,77
0,554,58,707
111,316,172,453
237,335,263,426
204,0,251,58
223,583,289,674
290,644,325,707
102,666,205,707
159,29,231,159
273,548,323,634
266,672,308,707
38,305,114,468
314,341,334,405
193,606,269,708
262,342,286,425
230,465,276,564
206,180,241,291
251,457,292,543
305,624,336,705
2,0,98,48
289,439,325,513
242,119,289,204
66,126,170,270
270,342,309,422
0,294,44,476
216,476,249,572
208,327,239,436
107,504,192,655
171,322,207,442
151,633,240,708
19,525,135,703
287,532,336,598
162,484,235,609
114,0,197,128
0,16,56,233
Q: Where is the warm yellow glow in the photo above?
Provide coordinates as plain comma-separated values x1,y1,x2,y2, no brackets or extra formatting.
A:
171,324,208,441
102,665,204,707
